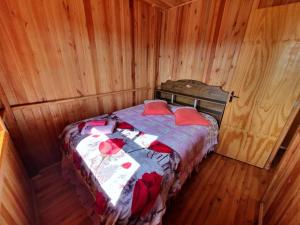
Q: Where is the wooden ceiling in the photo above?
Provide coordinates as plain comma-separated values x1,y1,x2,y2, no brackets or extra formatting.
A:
140,0,194,9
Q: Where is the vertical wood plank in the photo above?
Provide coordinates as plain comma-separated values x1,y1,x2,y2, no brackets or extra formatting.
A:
263,127,300,225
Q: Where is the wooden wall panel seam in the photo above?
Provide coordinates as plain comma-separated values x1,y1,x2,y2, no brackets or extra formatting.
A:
203,0,227,84
10,88,150,111
83,0,101,94
154,11,163,89
130,0,137,105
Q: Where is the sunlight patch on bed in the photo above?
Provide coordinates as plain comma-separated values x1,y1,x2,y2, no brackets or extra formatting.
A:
133,133,158,148
120,129,159,148
76,134,140,206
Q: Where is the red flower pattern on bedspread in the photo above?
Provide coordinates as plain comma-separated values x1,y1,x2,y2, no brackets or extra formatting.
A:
149,140,173,153
131,172,162,217
117,121,134,130
122,162,132,169
98,138,125,156
61,114,184,224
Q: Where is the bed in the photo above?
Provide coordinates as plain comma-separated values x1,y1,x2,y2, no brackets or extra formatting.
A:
60,80,229,225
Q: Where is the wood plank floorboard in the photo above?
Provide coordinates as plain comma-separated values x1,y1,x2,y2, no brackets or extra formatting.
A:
32,154,271,225
32,163,94,225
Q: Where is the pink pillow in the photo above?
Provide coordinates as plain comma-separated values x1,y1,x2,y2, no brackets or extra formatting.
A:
143,100,172,116
174,107,211,126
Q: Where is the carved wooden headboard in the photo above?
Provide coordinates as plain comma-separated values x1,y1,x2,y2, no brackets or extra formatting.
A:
154,80,229,125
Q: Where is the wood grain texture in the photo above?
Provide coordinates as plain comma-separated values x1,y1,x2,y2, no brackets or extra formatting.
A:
265,89,300,168
0,0,159,174
262,126,300,225
1,0,300,174
0,0,158,105
157,0,224,85
164,154,271,225
139,0,195,9
218,3,300,167
141,0,297,10
12,89,150,175
157,0,300,167
32,163,93,225
31,154,271,225
0,131,38,225
281,107,300,148
156,80,229,124
157,0,254,91
134,0,162,90
0,82,24,147
207,0,255,90
259,0,300,8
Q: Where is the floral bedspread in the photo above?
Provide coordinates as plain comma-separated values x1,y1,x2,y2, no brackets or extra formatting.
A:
114,104,219,193
60,114,181,225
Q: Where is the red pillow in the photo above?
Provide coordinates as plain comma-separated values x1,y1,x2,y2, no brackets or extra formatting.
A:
174,107,211,126
143,100,172,116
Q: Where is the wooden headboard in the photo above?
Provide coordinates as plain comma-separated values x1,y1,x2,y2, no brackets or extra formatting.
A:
154,80,229,125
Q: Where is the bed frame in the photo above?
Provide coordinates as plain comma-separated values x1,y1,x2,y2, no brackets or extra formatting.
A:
154,80,230,125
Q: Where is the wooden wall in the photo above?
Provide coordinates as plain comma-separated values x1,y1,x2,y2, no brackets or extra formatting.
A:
141,0,194,9
0,0,160,104
259,0,300,8
282,107,300,148
262,126,300,225
1,0,300,173
157,0,255,90
0,130,38,225
157,0,300,168
218,3,300,167
0,0,161,175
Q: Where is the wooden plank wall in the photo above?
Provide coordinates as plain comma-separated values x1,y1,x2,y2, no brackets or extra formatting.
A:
218,3,300,167
157,0,300,168
0,0,161,175
262,126,300,225
156,0,299,90
141,0,194,9
259,0,300,8
1,0,299,174
157,0,300,92
0,130,38,225
157,0,255,91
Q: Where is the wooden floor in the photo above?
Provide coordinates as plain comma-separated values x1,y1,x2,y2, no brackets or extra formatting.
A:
32,154,271,225
32,163,93,225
